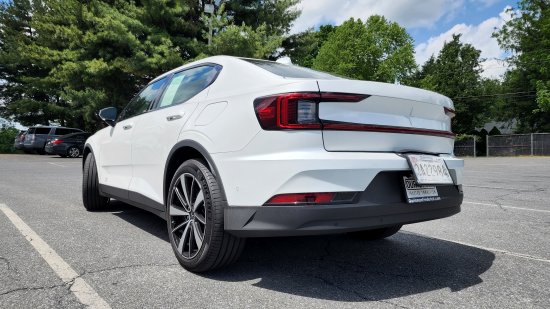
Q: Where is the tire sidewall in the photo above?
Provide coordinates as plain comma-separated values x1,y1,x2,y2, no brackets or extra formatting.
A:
167,160,217,269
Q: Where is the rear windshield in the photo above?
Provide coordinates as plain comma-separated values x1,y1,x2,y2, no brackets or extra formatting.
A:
34,127,51,134
242,59,339,79
55,128,81,135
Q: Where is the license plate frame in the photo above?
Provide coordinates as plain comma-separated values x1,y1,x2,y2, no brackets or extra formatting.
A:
404,154,453,185
402,176,441,204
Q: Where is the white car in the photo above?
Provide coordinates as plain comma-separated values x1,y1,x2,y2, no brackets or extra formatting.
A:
82,56,464,272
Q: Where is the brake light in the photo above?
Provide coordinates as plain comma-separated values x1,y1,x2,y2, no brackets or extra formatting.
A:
254,92,368,130
52,139,63,145
444,107,456,118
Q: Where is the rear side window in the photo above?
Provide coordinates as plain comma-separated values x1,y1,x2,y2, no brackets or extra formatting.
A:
34,128,51,134
27,128,36,134
242,59,338,79
158,65,221,109
119,77,167,121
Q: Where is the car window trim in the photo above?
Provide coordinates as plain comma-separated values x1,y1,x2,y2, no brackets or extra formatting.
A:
150,63,223,111
118,76,169,122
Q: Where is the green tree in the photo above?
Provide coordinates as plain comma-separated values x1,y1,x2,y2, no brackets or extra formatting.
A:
0,0,301,131
408,34,486,134
281,25,335,67
312,16,415,83
494,0,550,132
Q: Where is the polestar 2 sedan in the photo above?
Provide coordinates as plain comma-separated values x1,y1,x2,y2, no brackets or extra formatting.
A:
82,56,464,272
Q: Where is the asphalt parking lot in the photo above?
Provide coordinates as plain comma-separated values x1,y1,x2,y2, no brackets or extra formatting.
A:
0,154,549,308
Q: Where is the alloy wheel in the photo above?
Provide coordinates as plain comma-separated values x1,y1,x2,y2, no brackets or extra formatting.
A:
69,147,80,158
169,173,207,259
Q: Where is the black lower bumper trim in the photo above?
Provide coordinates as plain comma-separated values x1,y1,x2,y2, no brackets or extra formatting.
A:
224,198,461,237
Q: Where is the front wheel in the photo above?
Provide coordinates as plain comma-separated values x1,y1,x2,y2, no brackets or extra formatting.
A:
82,154,109,211
167,159,245,272
348,225,402,240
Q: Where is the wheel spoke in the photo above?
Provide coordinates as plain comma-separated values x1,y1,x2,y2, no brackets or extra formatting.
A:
195,213,206,224
192,221,203,249
174,188,187,210
177,221,191,254
188,223,193,256
171,219,189,233
180,175,192,208
169,204,188,216
193,190,204,211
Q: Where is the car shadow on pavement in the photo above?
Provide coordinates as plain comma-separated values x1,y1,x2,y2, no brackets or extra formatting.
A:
108,200,495,302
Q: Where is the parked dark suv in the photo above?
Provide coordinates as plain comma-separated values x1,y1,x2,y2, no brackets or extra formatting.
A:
23,126,83,154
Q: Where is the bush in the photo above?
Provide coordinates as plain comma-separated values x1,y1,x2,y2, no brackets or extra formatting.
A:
0,127,19,153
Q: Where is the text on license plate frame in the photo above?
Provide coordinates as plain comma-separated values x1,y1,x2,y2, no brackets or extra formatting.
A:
402,176,441,204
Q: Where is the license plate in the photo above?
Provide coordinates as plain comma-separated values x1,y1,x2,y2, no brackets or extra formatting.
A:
403,176,441,203
405,154,453,185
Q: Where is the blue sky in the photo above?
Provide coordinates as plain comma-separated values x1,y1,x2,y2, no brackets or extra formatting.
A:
291,0,517,78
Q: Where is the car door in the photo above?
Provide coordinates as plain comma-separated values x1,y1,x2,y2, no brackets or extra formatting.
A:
129,65,222,207
99,78,167,192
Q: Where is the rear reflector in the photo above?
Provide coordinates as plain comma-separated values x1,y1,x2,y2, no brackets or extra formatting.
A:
264,192,358,206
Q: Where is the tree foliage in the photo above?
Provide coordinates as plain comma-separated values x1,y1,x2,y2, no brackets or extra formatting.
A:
494,0,550,132
0,0,299,130
406,34,487,134
312,16,416,83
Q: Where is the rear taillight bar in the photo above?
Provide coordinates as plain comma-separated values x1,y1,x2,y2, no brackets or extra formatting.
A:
253,92,369,130
444,107,456,118
253,92,455,138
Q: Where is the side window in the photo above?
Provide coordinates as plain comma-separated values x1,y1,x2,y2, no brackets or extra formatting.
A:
157,65,221,109
119,77,167,121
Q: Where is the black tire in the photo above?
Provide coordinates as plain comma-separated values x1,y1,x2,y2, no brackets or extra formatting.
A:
67,146,80,158
348,225,402,240
167,159,245,272
82,153,109,211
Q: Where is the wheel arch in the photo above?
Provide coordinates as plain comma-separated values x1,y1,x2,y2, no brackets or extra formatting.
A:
164,140,226,208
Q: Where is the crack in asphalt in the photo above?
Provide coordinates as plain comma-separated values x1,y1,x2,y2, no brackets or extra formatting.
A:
77,262,180,277
0,284,66,297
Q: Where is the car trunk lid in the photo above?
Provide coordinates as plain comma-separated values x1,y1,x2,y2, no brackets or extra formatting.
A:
317,80,455,154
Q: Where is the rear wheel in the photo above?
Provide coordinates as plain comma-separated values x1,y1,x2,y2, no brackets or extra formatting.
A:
167,159,245,272
67,146,80,158
348,225,402,240
82,154,109,211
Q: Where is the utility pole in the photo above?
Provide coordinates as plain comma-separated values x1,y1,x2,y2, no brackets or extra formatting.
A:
204,3,215,46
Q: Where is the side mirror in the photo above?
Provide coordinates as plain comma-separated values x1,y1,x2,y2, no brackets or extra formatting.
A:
98,107,117,127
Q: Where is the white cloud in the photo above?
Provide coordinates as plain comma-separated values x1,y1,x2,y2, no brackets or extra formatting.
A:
415,7,513,79
291,0,464,34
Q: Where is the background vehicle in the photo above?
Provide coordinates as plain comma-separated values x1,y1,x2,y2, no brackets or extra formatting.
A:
45,132,91,158
23,126,83,154
82,56,464,272
13,130,27,151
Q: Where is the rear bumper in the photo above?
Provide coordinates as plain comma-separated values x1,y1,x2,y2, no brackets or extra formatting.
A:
225,201,461,237
224,171,463,237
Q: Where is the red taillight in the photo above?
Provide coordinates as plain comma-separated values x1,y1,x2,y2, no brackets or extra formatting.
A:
444,107,456,118
52,139,63,145
265,192,336,205
254,92,368,130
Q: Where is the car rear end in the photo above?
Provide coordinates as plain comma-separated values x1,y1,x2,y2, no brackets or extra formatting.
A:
210,60,463,237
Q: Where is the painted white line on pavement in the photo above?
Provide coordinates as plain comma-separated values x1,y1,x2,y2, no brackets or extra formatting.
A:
48,162,66,167
0,204,111,309
404,232,550,264
463,201,550,214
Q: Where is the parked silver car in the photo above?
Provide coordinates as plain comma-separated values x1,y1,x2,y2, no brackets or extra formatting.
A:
23,126,83,154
